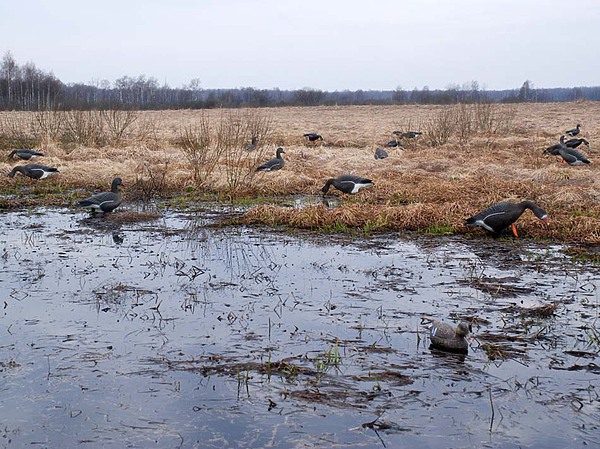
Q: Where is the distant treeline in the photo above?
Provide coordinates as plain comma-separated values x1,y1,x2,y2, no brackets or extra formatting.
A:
1,51,599,111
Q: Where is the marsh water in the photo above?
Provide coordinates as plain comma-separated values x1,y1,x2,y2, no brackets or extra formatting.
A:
0,205,598,448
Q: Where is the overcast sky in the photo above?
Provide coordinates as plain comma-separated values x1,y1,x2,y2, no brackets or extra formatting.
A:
1,0,599,91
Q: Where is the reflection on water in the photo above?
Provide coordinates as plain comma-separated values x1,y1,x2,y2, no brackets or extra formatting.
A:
0,207,598,448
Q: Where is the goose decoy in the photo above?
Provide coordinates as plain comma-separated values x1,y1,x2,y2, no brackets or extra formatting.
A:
564,137,589,149
565,124,581,137
422,318,471,354
543,136,591,165
402,131,422,139
8,149,44,160
392,130,404,137
303,133,323,143
386,139,402,148
244,136,258,151
374,147,388,160
78,177,123,213
321,175,373,196
465,201,548,237
255,147,285,171
7,163,58,180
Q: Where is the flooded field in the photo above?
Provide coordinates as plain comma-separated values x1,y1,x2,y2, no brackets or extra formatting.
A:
0,205,598,448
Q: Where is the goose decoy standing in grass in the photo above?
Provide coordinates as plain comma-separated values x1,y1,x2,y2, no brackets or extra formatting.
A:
386,139,402,148
374,147,388,159
303,133,323,143
565,124,581,137
321,174,373,196
255,147,285,171
543,136,591,165
421,318,472,354
8,149,45,160
465,200,548,237
244,136,258,151
7,163,58,180
402,131,422,139
564,137,590,149
78,177,123,213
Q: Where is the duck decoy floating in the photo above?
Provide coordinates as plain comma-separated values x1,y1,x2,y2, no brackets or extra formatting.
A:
565,124,581,137
321,175,373,196
374,147,388,159
8,149,45,160
255,147,285,171
7,163,58,179
465,200,548,237
422,318,472,354
303,133,323,143
78,177,123,213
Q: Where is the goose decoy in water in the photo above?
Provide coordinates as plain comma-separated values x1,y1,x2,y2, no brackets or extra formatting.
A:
7,163,58,179
543,136,591,165
303,133,323,143
321,175,373,196
255,147,285,171
402,131,422,139
465,201,548,237
8,149,45,160
422,318,471,354
564,137,589,149
374,147,388,159
244,136,258,151
78,177,123,213
565,124,581,137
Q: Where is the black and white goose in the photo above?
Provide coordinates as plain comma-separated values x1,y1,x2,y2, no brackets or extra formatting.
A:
465,201,548,237
565,124,581,137
374,147,388,159
402,131,422,139
255,147,285,171
544,136,591,165
303,133,323,143
78,177,123,213
421,318,472,354
321,175,373,196
7,163,58,179
8,149,45,160
564,137,590,149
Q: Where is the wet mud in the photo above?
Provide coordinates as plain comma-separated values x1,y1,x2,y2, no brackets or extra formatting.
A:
0,206,598,448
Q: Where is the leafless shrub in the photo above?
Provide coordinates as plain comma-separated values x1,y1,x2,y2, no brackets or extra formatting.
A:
61,110,105,148
455,104,473,144
130,159,171,201
0,113,38,149
217,110,273,194
424,108,456,147
101,109,138,146
30,110,65,144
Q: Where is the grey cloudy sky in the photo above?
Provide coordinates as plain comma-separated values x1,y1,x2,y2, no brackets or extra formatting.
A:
2,0,599,91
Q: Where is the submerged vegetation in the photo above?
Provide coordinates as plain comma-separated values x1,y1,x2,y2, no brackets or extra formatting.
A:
1,102,599,242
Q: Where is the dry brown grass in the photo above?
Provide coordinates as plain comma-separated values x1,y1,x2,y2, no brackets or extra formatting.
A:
1,103,599,242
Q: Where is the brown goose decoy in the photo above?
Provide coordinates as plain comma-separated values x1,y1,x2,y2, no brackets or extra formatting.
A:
321,175,373,196
255,147,285,171
565,124,581,137
78,177,123,213
7,163,58,180
422,318,472,354
8,149,44,160
465,201,548,237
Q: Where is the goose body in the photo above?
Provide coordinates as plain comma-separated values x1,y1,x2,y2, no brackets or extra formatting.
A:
245,136,258,151
8,149,45,160
7,164,58,180
386,139,402,148
374,147,388,159
544,136,590,165
465,201,548,237
303,133,323,142
565,124,581,137
256,147,285,171
564,137,589,149
78,177,123,213
402,131,422,139
425,319,471,353
321,175,373,195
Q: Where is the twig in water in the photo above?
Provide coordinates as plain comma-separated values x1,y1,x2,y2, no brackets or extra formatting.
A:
489,386,495,432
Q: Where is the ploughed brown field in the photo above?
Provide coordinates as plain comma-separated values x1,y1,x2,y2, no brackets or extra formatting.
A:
1,102,599,242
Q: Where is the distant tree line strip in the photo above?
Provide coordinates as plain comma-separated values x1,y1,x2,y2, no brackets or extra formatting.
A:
0,52,597,111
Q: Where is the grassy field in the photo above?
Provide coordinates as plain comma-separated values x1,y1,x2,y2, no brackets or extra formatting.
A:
1,102,599,242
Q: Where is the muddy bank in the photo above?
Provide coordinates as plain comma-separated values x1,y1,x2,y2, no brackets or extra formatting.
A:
0,206,598,448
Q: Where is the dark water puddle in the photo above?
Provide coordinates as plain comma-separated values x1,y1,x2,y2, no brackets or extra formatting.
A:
0,206,598,448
